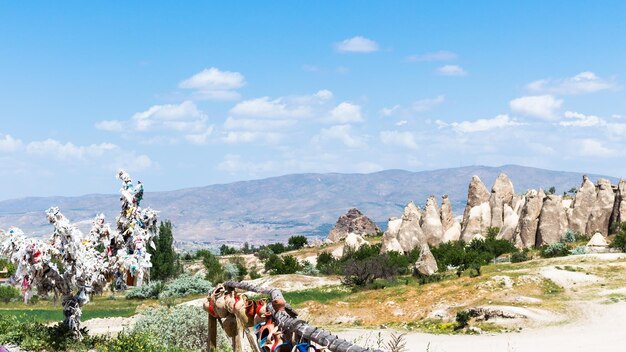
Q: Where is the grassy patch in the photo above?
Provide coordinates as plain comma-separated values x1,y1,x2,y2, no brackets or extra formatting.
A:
541,279,564,296
283,287,352,306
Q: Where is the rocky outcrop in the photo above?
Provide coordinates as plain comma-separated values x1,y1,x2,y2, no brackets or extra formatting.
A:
421,196,444,246
461,202,491,242
381,202,425,254
489,173,515,230
442,221,461,242
381,217,403,254
462,176,491,231
536,195,567,246
327,208,380,242
414,243,438,276
344,232,368,251
440,195,454,231
586,179,615,236
618,180,626,226
567,176,596,234
586,232,609,252
515,189,545,248
498,204,519,241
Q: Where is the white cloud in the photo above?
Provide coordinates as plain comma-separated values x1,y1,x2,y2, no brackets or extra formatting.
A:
380,130,418,150
217,154,275,174
559,111,604,127
509,95,563,120
436,65,466,76
335,36,379,53
327,102,363,123
223,117,296,131
230,97,311,118
580,139,615,157
406,51,457,62
438,114,524,133
26,139,118,160
380,105,400,116
222,131,282,144
527,71,617,95
185,126,214,145
395,120,408,126
131,100,207,132
95,120,124,132
179,67,245,90
315,124,365,148
178,67,245,101
413,95,445,112
315,89,334,100
0,134,23,153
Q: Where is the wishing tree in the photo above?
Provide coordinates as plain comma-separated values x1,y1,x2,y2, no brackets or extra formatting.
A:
0,170,158,337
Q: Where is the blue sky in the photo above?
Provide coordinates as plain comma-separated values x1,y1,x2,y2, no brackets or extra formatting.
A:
1,1,625,199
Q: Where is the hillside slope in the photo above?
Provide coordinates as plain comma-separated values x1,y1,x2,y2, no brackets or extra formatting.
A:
0,165,619,243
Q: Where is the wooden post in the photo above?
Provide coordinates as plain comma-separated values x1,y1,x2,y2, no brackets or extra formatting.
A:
208,315,217,352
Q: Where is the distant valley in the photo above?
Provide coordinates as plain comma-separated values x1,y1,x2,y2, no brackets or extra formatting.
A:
0,165,619,245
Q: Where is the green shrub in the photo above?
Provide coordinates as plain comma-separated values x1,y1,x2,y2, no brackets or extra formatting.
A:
265,254,302,275
298,261,320,276
125,280,164,299
98,330,189,352
609,222,626,252
133,305,228,351
0,284,20,303
510,251,529,263
159,273,212,298
288,235,308,250
249,266,261,279
540,242,570,258
570,246,587,255
455,311,470,330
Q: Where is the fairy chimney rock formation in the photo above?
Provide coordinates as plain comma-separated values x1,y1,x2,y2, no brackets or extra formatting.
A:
536,194,568,246
462,176,491,228
617,180,626,226
567,176,596,234
515,189,545,248
586,178,616,236
381,202,425,254
414,243,438,276
421,196,444,246
327,208,380,242
498,204,519,242
440,195,454,231
489,173,515,230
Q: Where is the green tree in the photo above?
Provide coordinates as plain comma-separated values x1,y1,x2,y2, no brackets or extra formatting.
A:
201,251,225,283
548,186,556,195
609,222,626,252
287,235,308,250
148,221,178,281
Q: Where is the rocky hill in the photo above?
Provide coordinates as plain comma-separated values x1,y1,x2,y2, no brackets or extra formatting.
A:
0,165,619,244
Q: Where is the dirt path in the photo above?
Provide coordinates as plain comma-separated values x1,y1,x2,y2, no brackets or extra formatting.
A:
338,300,626,352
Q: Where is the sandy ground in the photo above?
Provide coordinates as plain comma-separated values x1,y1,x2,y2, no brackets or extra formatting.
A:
338,300,626,352
82,315,138,336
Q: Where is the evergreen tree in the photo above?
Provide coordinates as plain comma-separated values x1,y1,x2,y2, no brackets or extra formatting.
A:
148,220,177,280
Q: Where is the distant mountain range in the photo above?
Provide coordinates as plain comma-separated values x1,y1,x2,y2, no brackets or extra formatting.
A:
0,165,620,245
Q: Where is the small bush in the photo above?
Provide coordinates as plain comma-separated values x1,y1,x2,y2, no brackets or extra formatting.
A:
133,305,229,351
288,235,308,250
125,280,164,299
511,251,529,263
98,330,189,352
570,246,587,255
455,311,471,330
540,242,570,258
298,261,320,276
160,273,212,298
0,284,20,303
609,222,626,252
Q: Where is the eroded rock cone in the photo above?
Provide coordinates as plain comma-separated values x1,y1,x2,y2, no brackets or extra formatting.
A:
344,232,368,252
442,221,461,242
567,176,596,235
586,178,616,236
489,173,515,230
440,195,454,231
381,217,403,254
498,204,519,241
414,243,438,276
462,176,491,232
515,189,544,248
617,180,626,227
421,196,444,246
461,202,491,242
327,208,380,242
396,202,424,253
537,195,568,246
